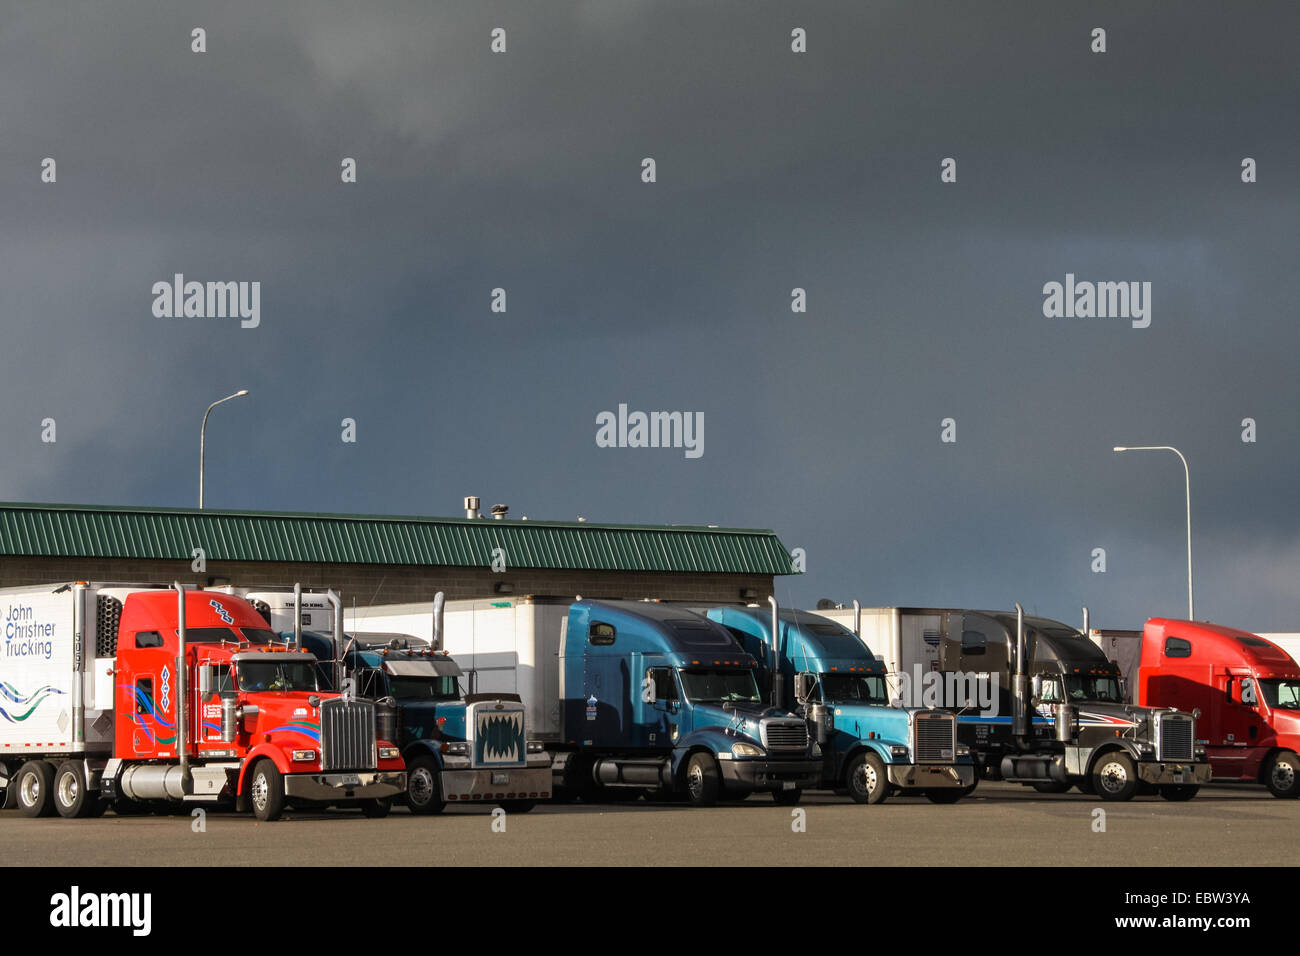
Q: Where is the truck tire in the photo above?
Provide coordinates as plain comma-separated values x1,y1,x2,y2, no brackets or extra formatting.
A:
405,756,446,814
771,787,802,806
846,752,889,805
15,760,56,817
1265,752,1300,798
500,800,537,813
54,761,98,819
247,759,285,822
359,798,391,818
1092,752,1139,801
1031,780,1072,794
683,753,721,807
1158,785,1200,801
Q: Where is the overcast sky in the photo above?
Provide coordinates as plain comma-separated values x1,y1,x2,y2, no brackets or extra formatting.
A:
1,2,1296,630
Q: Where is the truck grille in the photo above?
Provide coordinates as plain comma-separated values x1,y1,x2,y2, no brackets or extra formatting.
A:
1158,713,1194,761
760,719,810,752
320,698,377,771
914,713,956,763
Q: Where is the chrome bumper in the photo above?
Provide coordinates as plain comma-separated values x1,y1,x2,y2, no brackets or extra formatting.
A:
1137,761,1213,785
887,764,975,789
284,771,406,801
441,767,552,803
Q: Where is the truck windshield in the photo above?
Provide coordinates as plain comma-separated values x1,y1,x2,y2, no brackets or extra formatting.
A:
388,675,460,701
1064,675,1123,703
236,660,319,693
820,674,889,704
1259,679,1300,711
679,669,761,704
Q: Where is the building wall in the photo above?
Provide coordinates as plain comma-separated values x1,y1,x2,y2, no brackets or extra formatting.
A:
0,556,774,607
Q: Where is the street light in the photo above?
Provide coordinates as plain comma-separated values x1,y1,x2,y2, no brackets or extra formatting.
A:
200,390,249,509
1113,445,1193,620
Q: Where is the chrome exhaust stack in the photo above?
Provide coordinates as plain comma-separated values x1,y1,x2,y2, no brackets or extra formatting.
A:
767,596,784,709
432,591,445,652
173,582,192,793
1012,602,1030,743
326,589,345,697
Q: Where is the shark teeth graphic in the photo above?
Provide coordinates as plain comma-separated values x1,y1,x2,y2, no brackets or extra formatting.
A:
475,711,525,763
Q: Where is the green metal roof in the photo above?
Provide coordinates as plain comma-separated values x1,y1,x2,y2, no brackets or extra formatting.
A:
0,503,797,575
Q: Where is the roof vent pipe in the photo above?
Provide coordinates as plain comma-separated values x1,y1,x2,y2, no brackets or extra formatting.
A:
491,504,508,520
464,496,481,519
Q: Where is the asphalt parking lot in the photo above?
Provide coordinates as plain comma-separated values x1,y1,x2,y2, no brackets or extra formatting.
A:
1,781,1293,866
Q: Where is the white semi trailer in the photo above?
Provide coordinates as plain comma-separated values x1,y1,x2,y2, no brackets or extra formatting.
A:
348,597,570,743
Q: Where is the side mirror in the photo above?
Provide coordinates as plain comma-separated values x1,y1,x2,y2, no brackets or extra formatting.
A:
794,673,813,703
1031,674,1043,698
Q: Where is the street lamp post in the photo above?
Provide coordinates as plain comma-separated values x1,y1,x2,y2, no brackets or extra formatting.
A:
200,390,249,509
1113,444,1193,620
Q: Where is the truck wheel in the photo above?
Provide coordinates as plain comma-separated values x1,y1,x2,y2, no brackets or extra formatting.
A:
500,800,536,813
54,761,98,819
683,753,720,807
846,752,889,805
15,760,56,817
1031,780,1072,794
406,756,446,814
248,759,285,822
1092,752,1139,801
1158,785,1200,801
359,798,391,818
771,787,802,806
925,789,964,804
1265,752,1300,798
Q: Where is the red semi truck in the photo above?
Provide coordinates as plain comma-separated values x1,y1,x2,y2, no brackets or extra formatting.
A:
1093,618,1300,797
0,581,406,820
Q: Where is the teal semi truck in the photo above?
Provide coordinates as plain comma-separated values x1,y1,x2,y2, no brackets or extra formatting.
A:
704,600,975,803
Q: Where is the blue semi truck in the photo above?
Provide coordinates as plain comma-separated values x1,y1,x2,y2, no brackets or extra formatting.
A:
232,588,552,813
704,601,976,803
556,600,823,806
337,595,825,806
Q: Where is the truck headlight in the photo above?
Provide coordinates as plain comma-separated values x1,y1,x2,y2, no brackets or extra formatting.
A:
890,745,909,759
291,749,317,762
811,742,822,758
442,741,468,756
732,742,765,758
379,747,400,760
527,741,545,754
956,744,971,757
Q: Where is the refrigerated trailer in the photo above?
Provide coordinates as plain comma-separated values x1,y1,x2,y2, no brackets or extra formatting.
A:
0,582,404,820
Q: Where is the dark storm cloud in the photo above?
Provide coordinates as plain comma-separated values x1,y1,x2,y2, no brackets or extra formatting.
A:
0,2,1296,629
